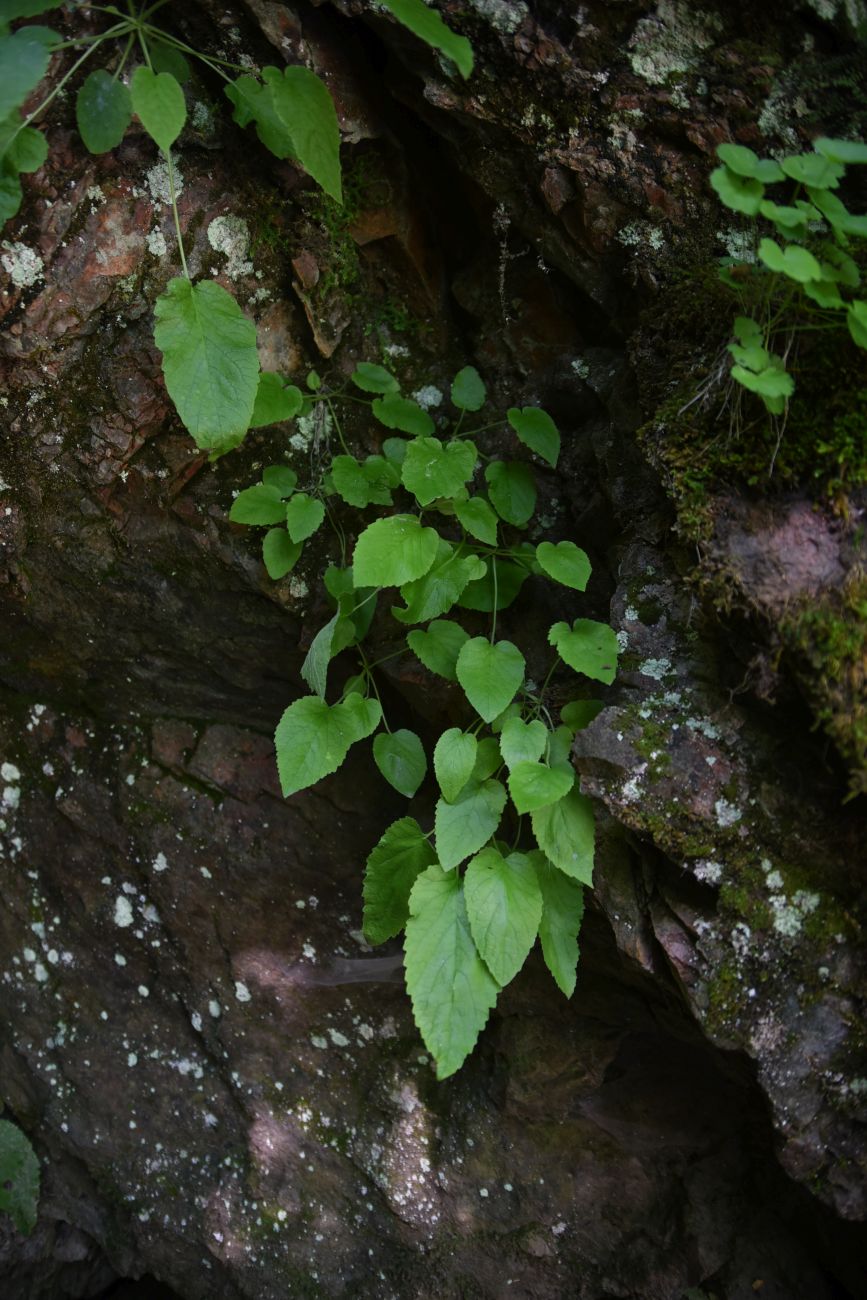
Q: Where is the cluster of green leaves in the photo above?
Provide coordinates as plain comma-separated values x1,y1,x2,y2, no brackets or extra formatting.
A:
232,363,618,1077
0,1118,39,1236
711,136,867,413
1,0,472,451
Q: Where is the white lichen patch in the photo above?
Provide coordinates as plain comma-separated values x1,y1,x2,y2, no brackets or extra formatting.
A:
714,798,742,828
234,980,251,1003
693,858,722,885
412,385,443,410
152,852,168,872
146,228,167,258
113,896,134,927
146,155,184,205
467,0,528,33
617,220,665,252
207,214,253,280
1,241,44,288
628,0,722,86
638,656,672,681
1,762,20,782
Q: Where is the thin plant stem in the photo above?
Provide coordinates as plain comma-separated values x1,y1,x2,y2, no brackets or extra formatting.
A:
490,556,498,644
165,150,189,279
325,397,351,456
113,31,135,80
358,647,390,733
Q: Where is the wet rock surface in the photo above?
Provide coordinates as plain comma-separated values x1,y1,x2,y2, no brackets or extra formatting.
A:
1,1,865,1297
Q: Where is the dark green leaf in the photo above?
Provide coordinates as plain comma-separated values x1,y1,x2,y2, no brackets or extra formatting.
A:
507,406,560,468
531,788,594,886
485,460,536,526
150,40,191,84
373,394,435,436
457,557,529,612
451,364,485,411
264,65,342,201
262,528,302,579
0,1119,39,1236
472,737,501,782
406,618,469,681
561,700,604,732
229,483,286,525
224,73,296,158
76,69,132,154
380,0,474,78
250,372,303,427
285,492,325,542
262,464,298,497
535,855,584,996
352,361,399,393
373,728,427,797
549,618,619,685
363,817,436,944
454,496,497,545
0,26,54,119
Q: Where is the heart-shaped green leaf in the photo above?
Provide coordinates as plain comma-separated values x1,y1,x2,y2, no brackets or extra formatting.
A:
507,406,560,467
363,816,436,944
352,514,440,587
464,846,543,985
434,728,477,802
549,619,619,685
456,637,525,722
131,66,186,152
499,716,547,768
536,541,591,590
434,778,507,870
285,492,325,542
76,70,132,154
508,760,574,814
406,619,469,681
373,729,427,798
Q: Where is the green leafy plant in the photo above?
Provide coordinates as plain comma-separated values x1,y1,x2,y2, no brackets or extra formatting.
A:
0,1118,40,1235
711,136,867,413
0,0,472,453
230,364,618,1078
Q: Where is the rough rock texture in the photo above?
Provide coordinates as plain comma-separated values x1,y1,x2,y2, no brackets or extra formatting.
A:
1,1,866,1298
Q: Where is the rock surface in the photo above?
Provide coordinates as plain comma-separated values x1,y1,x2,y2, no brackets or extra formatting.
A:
0,1,865,1297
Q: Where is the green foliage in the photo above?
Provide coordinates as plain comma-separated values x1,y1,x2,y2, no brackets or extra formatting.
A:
130,66,185,152
710,136,867,414
76,70,132,154
380,0,474,79
226,361,618,1077
0,1120,39,1236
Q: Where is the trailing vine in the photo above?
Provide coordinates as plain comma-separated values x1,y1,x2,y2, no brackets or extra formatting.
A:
230,363,618,1077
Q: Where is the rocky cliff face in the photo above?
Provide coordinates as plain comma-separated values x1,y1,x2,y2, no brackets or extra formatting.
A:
1,2,865,1297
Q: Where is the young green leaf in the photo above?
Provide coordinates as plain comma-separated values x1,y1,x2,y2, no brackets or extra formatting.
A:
731,362,794,401
507,406,560,468
535,540,591,590
275,694,380,797
392,542,485,623
262,465,298,497
0,117,46,173
352,361,399,393
780,152,843,188
130,67,186,152
363,816,437,944
814,136,867,165
485,461,536,526
0,26,54,120
499,716,547,768
433,727,478,803
301,610,353,698
464,846,543,986
0,1120,39,1236
373,729,427,798
508,760,574,814
709,165,764,216
380,0,474,79
285,492,325,542
262,528,302,579
250,372,303,427
758,238,823,283
150,39,191,83
535,856,584,996
372,394,435,436
454,496,498,545
716,143,782,182
451,364,486,411
382,436,408,466
531,788,594,886
561,700,604,732
404,866,498,1082
352,514,439,587
549,618,618,685
472,736,501,782
265,65,342,201
435,778,507,870
332,455,387,508
224,73,296,158
456,637,525,723
153,277,259,451
229,483,287,525
401,436,477,505
406,618,469,681
458,558,529,612
76,70,132,154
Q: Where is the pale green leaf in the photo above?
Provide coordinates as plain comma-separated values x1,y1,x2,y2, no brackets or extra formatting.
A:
464,846,543,986
456,637,525,723
780,152,843,188
352,361,399,393
250,372,303,427
265,65,342,201
401,436,477,505
709,165,764,216
0,1120,39,1236
380,0,474,78
536,540,591,590
405,866,498,1081
549,618,618,685
454,496,498,545
435,778,507,870
275,694,381,797
508,760,574,814
373,394,435,436
392,541,485,623
814,136,867,165
731,363,794,399
499,716,547,768
716,143,783,182
352,514,439,587
363,816,436,944
758,238,823,283
531,788,594,885
262,528,302,579
285,492,325,542
433,727,477,803
485,461,536,526
451,365,486,411
507,406,560,468
262,465,298,496
535,856,584,996
229,483,287,525
406,618,469,681
373,728,427,797
331,455,393,508
76,70,132,154
472,736,501,782
153,277,259,450
131,67,186,153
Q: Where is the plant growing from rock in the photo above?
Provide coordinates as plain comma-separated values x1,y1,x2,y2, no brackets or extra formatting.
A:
711,136,867,414
0,0,472,452
0,1117,39,1235
229,363,618,1077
